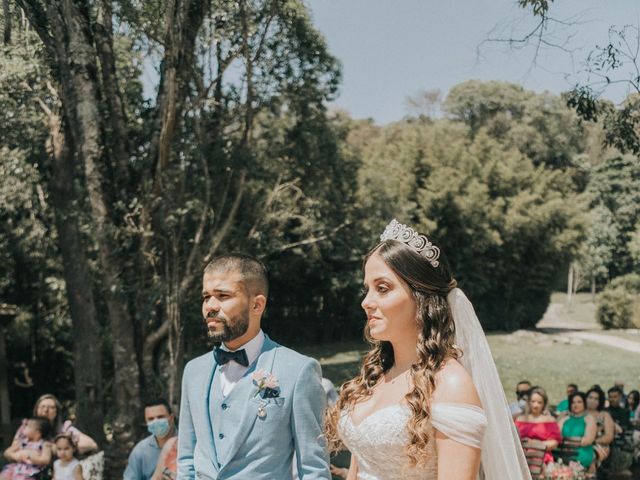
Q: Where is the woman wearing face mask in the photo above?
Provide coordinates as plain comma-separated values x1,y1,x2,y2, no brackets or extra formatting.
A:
515,387,561,464
124,400,176,480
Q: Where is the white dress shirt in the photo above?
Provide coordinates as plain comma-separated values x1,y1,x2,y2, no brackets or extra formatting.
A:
218,329,265,397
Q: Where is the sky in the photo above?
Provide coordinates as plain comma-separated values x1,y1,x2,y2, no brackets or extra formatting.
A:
304,0,640,124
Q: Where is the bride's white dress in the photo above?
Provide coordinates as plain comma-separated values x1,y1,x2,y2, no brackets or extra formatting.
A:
339,402,488,480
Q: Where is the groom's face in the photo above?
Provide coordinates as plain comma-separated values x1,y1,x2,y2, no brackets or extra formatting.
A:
202,269,251,343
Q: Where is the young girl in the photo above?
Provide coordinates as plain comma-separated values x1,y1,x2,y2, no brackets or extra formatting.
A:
53,435,83,480
1,417,52,480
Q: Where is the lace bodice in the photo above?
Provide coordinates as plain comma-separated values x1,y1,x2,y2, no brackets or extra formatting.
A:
338,403,487,480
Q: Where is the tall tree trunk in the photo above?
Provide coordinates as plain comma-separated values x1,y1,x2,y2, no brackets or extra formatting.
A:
94,0,130,187
40,98,105,445
53,2,140,475
567,263,574,307
3,0,10,44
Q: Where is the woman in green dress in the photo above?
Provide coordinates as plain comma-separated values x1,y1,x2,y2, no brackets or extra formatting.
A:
558,392,597,471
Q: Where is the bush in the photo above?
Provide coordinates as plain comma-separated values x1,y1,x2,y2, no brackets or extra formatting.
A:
597,274,640,329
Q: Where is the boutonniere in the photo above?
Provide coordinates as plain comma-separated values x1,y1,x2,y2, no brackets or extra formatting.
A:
252,369,280,399
252,369,280,418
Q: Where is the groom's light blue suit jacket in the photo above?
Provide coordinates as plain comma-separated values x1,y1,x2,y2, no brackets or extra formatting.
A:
177,335,331,479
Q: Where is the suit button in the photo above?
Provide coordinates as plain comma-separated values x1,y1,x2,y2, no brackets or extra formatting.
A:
219,433,224,439
221,403,228,410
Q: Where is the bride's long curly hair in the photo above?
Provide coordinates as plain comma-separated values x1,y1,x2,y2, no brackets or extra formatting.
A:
325,238,459,467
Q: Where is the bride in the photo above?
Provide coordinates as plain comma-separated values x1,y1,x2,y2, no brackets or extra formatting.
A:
326,219,531,480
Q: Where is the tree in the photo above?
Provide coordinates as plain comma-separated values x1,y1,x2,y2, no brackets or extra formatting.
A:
355,84,587,329
3,1,344,473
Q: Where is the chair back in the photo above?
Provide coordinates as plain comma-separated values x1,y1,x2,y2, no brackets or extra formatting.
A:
521,439,546,479
552,436,582,465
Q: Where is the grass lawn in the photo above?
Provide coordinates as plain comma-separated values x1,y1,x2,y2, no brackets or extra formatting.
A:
302,334,640,408
299,292,640,408
487,334,640,405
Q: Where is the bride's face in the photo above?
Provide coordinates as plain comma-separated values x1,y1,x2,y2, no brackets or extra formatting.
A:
361,252,418,342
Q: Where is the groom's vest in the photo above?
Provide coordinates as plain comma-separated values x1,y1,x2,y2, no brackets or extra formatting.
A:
209,366,242,467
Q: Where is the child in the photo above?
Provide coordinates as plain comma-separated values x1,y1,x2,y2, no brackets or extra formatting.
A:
1,416,52,480
52,435,83,480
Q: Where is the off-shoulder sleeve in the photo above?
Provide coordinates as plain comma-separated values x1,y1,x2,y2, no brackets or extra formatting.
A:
431,403,488,449
546,422,562,443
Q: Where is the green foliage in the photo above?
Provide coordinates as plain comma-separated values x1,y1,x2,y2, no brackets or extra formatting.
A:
566,25,640,155
584,155,640,279
444,80,585,171
0,147,75,416
356,83,587,330
596,274,640,329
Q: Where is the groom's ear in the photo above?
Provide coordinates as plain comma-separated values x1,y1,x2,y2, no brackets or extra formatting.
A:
251,294,267,316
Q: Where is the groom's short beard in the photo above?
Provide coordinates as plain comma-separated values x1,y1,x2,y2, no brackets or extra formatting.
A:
206,309,250,343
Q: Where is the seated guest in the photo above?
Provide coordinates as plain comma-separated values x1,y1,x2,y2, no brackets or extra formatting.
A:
5,394,97,461
124,399,176,480
1,416,53,480
509,380,532,419
515,386,561,463
625,390,639,424
556,383,578,415
53,434,84,480
586,387,615,464
558,392,597,470
606,386,630,430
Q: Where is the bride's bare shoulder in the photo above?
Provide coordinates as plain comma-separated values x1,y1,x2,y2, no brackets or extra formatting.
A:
431,358,481,407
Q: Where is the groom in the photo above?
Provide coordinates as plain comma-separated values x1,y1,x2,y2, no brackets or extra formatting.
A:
177,254,331,479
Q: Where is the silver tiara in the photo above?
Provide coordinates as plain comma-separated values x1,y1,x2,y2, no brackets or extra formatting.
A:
379,219,440,268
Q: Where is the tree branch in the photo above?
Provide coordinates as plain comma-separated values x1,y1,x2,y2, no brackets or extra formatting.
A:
262,221,351,258
204,169,247,263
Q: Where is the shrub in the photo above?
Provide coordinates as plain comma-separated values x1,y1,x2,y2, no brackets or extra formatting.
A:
597,274,640,329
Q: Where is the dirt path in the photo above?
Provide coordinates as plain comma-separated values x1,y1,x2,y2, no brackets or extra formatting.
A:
569,331,640,354
535,296,640,354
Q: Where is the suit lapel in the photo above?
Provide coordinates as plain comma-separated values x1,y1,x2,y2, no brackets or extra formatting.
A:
220,336,278,467
203,351,220,470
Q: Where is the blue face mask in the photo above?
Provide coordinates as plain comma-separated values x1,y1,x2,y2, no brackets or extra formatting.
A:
147,418,171,438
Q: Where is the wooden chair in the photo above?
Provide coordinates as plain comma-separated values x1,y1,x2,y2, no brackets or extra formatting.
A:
521,439,547,479
552,436,582,465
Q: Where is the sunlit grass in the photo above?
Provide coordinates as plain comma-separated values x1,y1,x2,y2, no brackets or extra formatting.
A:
300,292,640,407
303,335,640,408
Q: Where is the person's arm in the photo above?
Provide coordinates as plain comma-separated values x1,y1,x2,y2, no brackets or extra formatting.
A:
177,363,196,480
26,443,52,466
581,416,597,446
291,359,331,480
152,437,176,480
4,440,23,463
598,412,615,445
63,424,98,454
434,361,482,480
345,455,358,480
73,463,84,480
542,418,561,450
